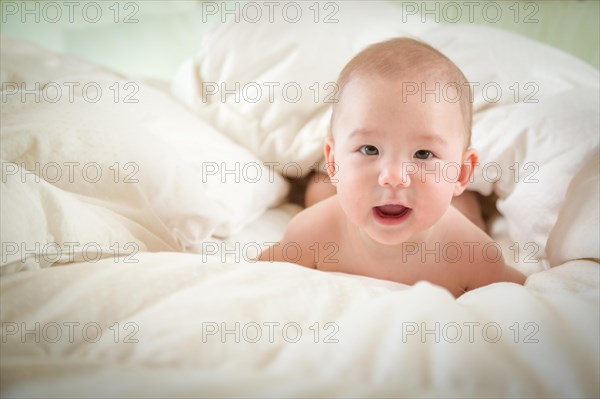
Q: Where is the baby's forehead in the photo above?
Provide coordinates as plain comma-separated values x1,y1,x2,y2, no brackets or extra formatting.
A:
330,38,472,145
342,66,458,95
332,73,468,144
336,71,464,116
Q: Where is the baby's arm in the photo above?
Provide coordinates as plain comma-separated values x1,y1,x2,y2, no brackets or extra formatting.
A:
257,209,317,268
464,241,527,291
450,190,486,232
499,264,527,285
448,208,526,292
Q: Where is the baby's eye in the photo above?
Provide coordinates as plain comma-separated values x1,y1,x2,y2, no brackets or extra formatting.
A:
359,145,379,156
414,150,433,160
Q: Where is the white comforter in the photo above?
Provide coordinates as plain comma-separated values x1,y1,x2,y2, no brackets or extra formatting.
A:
1,2,599,397
1,250,597,398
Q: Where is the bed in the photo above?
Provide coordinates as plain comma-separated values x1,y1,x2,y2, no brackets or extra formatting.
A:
1,2,599,397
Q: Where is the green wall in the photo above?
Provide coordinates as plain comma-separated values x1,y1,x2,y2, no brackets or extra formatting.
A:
1,0,598,80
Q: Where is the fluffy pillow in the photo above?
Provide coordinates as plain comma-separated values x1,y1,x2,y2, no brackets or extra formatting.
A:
546,156,600,267
421,25,599,261
171,1,435,176
1,38,288,272
1,164,180,273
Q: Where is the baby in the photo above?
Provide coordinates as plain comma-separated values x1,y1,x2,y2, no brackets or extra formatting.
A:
259,38,526,297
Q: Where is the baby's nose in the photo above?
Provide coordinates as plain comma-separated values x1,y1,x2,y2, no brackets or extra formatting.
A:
378,161,415,188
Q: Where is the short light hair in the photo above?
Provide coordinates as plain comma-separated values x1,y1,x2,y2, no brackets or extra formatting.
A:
330,37,473,147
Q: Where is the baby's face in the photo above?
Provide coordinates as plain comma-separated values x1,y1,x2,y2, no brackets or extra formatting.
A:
327,75,471,246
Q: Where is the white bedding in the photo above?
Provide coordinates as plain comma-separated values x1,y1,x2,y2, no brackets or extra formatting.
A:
1,251,598,398
1,2,599,397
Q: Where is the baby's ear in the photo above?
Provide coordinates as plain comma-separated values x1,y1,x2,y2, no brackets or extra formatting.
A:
324,137,337,182
453,148,478,196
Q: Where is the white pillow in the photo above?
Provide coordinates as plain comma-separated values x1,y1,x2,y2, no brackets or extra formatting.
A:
470,88,599,261
171,1,435,176
420,25,599,114
1,38,288,271
546,156,600,267
420,25,599,261
1,163,179,274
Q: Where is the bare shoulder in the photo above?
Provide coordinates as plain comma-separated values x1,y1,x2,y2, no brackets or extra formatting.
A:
442,206,526,291
258,196,342,268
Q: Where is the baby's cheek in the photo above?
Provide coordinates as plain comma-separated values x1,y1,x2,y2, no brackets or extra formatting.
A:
420,187,453,220
338,193,365,227
338,166,369,190
335,158,359,180
338,183,363,211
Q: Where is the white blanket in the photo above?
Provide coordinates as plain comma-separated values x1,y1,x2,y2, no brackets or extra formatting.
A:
1,250,598,397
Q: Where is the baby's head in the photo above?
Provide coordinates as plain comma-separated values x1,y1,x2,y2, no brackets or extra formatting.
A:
325,37,478,245
330,37,472,145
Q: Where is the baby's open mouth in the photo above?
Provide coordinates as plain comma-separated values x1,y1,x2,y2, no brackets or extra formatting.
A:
374,204,411,218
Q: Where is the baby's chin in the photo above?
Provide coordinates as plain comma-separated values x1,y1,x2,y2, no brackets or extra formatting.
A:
362,215,439,247
359,224,420,247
